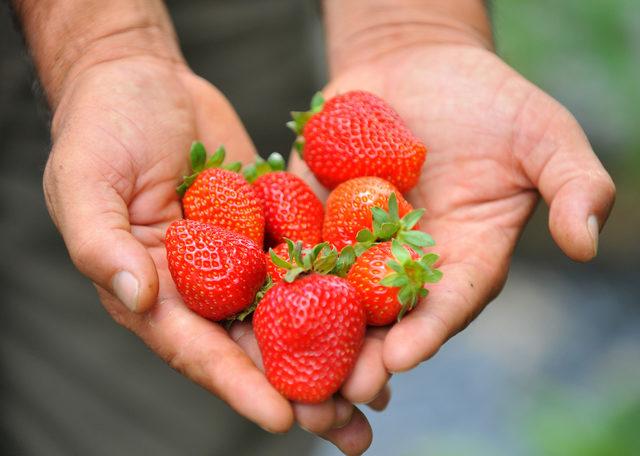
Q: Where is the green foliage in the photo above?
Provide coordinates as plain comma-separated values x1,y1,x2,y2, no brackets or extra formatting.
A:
493,0,640,180
176,142,230,196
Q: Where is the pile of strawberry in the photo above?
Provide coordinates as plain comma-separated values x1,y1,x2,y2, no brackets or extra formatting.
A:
165,91,442,404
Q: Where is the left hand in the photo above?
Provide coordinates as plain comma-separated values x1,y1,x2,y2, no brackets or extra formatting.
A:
291,42,615,380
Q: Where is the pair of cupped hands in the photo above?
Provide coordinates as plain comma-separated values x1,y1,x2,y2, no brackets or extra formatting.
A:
43,40,614,455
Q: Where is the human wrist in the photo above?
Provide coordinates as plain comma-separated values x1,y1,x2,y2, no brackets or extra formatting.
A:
323,0,493,76
13,0,185,109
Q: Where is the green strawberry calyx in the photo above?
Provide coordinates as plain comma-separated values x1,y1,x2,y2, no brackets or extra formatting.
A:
379,240,443,321
176,141,242,196
242,152,286,183
354,192,435,256
286,91,325,157
269,238,355,282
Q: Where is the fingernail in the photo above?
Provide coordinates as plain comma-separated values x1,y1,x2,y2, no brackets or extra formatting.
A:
112,271,139,312
587,215,599,257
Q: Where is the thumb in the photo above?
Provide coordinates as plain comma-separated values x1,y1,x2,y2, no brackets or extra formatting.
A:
518,101,616,262
43,140,159,313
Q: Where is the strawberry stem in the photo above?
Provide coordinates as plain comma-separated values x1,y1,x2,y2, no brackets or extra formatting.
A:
354,192,436,255
379,240,443,321
269,238,348,282
177,142,237,196
243,152,287,183
287,92,325,158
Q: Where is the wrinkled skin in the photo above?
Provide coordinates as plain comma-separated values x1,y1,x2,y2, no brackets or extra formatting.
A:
292,44,615,387
44,39,614,456
44,56,374,453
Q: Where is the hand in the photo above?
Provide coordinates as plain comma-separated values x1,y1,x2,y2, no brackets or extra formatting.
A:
42,54,377,454
292,43,615,373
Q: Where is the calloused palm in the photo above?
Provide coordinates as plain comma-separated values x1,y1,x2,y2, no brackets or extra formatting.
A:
291,44,615,376
43,56,376,453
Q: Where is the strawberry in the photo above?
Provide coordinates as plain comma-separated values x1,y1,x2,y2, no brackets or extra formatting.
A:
245,153,324,247
347,240,442,325
178,141,265,247
323,177,431,252
253,273,365,403
266,241,313,283
165,219,267,321
288,91,427,192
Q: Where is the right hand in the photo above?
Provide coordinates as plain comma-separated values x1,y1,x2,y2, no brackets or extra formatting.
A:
43,53,380,454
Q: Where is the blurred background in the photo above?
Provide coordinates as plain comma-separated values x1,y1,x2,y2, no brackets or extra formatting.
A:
1,0,638,455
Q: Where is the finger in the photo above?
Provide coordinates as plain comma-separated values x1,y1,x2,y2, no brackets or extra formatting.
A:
229,322,339,433
341,328,390,404
293,401,337,434
334,395,355,429
288,151,330,200
383,220,514,372
514,96,615,261
320,407,373,456
106,284,294,434
366,384,391,412
43,140,159,313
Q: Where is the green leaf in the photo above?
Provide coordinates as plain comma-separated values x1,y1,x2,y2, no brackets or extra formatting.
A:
176,182,188,196
223,161,242,172
397,290,418,321
354,242,372,257
377,222,400,240
379,273,409,288
314,251,338,274
267,152,286,171
189,141,207,172
387,260,404,273
334,246,356,277
391,239,412,264
397,286,416,307
425,268,443,283
310,92,325,112
255,157,271,177
356,229,375,243
419,253,439,268
176,173,198,196
284,238,296,259
285,267,305,283
205,145,226,169
302,252,313,270
243,163,258,183
371,206,391,225
292,241,304,267
310,242,329,261
286,120,299,134
400,208,425,230
269,249,292,270
388,193,399,220
398,230,435,248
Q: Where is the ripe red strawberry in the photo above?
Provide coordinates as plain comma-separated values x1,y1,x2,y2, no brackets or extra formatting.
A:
266,241,313,283
245,153,323,247
288,91,427,192
253,273,366,403
165,219,267,321
323,177,420,251
178,142,265,247
347,240,442,325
